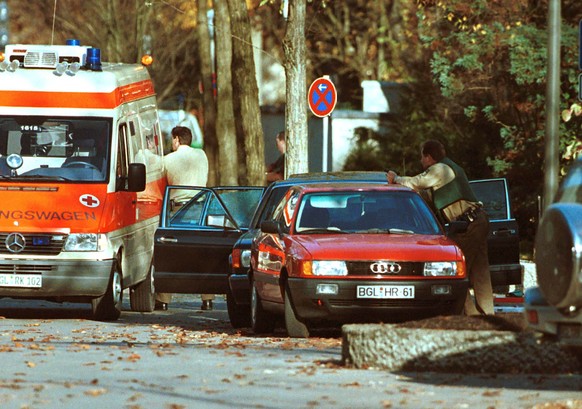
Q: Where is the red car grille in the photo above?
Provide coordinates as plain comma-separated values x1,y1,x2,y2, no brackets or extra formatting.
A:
346,261,425,277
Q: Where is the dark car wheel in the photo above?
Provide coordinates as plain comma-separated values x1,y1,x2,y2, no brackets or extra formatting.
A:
92,263,123,321
284,285,310,338
130,261,155,312
250,278,276,334
227,289,251,328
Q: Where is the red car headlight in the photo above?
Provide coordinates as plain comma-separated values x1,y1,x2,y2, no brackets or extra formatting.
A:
303,260,348,276
423,261,465,277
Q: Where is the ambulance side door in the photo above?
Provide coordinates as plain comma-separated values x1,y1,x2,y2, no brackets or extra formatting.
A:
115,122,142,284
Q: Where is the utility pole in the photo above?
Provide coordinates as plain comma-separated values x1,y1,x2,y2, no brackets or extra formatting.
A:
543,0,561,209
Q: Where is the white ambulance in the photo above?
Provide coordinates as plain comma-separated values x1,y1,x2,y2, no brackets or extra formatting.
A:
0,41,166,320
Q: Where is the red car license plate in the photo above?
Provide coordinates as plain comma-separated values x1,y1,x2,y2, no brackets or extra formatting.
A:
357,285,415,299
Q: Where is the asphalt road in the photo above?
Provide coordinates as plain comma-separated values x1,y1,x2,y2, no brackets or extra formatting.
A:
0,294,580,409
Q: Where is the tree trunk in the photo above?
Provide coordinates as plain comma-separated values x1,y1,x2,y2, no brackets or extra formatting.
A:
227,0,265,186
134,0,153,64
283,0,309,177
197,0,219,186
214,0,238,185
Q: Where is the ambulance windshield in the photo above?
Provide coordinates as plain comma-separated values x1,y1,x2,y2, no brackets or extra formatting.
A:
0,116,111,182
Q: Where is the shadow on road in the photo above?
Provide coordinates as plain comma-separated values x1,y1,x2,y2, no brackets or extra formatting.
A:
0,295,341,341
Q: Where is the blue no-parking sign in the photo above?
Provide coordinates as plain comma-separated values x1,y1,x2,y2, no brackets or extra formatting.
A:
308,76,337,118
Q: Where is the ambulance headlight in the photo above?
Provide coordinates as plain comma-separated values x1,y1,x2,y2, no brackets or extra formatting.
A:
64,234,105,251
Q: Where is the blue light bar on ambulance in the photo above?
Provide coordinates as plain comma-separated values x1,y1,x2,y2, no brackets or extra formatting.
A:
3,42,102,72
86,48,102,71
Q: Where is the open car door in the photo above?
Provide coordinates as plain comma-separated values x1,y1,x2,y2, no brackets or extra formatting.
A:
154,186,264,295
470,178,522,292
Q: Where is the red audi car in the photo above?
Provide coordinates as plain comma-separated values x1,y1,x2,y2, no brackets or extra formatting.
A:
250,183,469,337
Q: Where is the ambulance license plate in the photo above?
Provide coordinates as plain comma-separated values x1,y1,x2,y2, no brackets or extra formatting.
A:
0,274,42,288
357,285,414,299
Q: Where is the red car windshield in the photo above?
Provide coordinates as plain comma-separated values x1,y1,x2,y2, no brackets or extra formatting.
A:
295,190,441,235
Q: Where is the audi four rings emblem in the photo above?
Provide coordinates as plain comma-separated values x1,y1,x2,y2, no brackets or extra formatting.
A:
370,261,401,274
6,233,26,253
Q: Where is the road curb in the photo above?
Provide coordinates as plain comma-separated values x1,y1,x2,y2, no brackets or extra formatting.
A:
341,323,581,373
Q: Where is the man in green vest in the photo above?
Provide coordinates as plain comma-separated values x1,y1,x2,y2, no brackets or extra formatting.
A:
387,140,494,315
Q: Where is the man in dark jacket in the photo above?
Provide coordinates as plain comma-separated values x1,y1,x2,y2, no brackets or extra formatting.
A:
387,140,494,315
266,131,285,183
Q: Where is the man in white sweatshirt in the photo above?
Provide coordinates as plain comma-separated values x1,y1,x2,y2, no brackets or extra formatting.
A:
155,126,215,311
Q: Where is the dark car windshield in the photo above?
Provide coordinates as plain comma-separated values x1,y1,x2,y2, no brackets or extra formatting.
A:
216,188,264,227
295,190,441,235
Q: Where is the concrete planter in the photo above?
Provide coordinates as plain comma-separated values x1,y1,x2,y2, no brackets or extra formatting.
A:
342,324,581,374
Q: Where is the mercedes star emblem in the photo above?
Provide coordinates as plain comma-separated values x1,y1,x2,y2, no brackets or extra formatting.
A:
6,233,26,253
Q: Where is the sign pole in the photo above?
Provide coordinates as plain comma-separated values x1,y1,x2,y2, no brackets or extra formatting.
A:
322,115,329,172
321,75,330,172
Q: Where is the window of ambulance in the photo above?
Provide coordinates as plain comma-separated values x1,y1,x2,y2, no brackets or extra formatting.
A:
0,116,111,182
132,113,163,174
